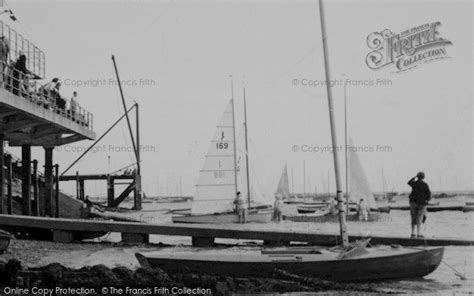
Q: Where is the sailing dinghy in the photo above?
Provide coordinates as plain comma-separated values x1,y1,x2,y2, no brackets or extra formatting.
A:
286,138,388,222
172,99,272,224
136,245,443,282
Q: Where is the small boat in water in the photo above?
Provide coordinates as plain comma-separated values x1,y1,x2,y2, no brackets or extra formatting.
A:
136,244,444,282
296,204,328,214
0,230,12,254
289,138,388,222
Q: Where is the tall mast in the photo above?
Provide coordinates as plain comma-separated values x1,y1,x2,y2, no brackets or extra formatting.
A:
243,86,251,208
344,81,349,212
319,0,349,247
327,170,330,198
303,160,306,202
230,77,239,196
381,164,386,198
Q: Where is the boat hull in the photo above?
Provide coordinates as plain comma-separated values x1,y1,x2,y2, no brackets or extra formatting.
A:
172,210,273,224
296,205,328,214
136,246,444,282
284,212,383,223
0,230,12,254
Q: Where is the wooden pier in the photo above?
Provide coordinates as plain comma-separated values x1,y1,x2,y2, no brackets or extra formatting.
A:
0,214,473,247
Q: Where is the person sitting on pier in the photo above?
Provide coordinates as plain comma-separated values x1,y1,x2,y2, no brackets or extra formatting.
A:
51,82,67,111
233,191,246,223
407,172,431,238
39,77,59,106
357,198,370,221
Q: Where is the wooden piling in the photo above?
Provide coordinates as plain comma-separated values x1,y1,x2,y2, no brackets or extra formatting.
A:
54,164,59,218
44,147,53,217
107,175,114,207
6,155,12,215
32,160,40,216
21,144,31,216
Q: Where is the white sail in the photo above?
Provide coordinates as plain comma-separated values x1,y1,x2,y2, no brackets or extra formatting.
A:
348,138,377,209
192,100,237,214
274,164,290,199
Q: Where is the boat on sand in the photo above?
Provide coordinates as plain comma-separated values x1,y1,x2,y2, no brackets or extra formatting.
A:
136,243,443,282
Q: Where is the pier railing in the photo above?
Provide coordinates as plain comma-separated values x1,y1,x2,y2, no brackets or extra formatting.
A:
0,20,45,79
1,62,93,130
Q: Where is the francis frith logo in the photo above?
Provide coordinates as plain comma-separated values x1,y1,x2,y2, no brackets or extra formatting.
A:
365,22,452,73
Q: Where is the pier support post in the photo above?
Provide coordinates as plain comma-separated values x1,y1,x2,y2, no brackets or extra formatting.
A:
192,236,215,247
44,147,54,217
134,174,142,210
32,160,40,216
54,164,59,218
6,155,12,214
21,144,31,216
107,176,114,207
79,180,85,201
0,134,4,214
75,171,80,200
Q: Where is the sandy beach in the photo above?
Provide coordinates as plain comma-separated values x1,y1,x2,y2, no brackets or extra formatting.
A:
0,239,149,269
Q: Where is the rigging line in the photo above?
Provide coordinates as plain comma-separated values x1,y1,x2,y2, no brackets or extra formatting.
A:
245,46,318,87
114,86,135,166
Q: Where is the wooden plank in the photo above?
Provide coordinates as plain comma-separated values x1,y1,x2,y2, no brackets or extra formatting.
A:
0,214,472,247
60,174,135,181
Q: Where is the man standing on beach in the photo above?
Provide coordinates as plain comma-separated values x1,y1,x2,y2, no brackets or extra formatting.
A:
407,172,431,238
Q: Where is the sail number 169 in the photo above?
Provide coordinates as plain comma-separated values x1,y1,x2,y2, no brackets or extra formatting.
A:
216,142,229,149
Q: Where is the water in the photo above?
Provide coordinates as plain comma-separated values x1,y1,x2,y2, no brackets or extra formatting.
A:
105,196,474,294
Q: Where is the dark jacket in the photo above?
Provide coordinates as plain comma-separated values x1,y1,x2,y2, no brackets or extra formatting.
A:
408,178,431,205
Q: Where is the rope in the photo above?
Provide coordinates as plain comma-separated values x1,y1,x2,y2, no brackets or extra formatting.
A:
441,260,468,280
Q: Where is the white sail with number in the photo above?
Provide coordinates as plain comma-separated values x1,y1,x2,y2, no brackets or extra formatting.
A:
348,138,377,209
192,100,237,214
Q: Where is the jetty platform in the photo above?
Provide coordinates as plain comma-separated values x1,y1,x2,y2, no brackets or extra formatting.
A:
0,214,473,247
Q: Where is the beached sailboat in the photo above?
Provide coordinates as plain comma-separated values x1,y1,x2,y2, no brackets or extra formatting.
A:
137,0,443,282
0,230,11,254
136,244,443,282
172,95,272,224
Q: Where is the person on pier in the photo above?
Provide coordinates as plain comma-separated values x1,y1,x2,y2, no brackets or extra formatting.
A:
12,54,29,96
273,194,283,222
233,191,246,223
407,172,431,238
0,36,9,88
357,198,369,221
69,91,79,120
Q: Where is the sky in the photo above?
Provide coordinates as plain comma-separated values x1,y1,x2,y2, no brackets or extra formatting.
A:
3,0,473,198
